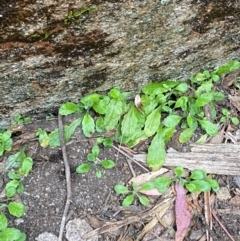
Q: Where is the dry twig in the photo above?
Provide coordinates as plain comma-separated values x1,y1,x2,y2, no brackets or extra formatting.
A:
58,113,72,241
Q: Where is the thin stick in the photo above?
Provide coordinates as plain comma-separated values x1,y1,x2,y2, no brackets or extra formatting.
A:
58,113,72,241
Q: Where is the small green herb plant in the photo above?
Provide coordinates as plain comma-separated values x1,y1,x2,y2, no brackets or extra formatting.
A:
114,166,219,207
0,130,12,156
0,147,33,241
76,137,115,178
220,108,239,126
11,114,31,126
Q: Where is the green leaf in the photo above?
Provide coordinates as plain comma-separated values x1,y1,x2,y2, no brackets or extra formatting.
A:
141,83,165,95
6,180,19,198
80,93,101,107
64,117,82,141
8,202,25,218
194,81,213,97
190,72,207,83
82,112,95,137
5,148,26,170
205,179,219,192
8,171,22,180
161,127,175,143
114,184,129,194
144,107,161,137
175,96,188,110
198,120,217,136
187,116,198,130
19,157,33,177
196,134,208,144
174,82,189,92
211,74,220,82
122,194,134,207
87,153,96,161
147,128,166,171
109,87,121,99
100,160,115,169
103,138,113,147
92,96,110,114
137,194,150,206
179,128,194,143
190,169,207,180
48,129,60,148
36,128,49,148
141,95,158,115
195,93,213,107
59,102,78,115
0,228,24,241
92,145,99,157
153,176,172,193
212,92,225,101
104,99,126,131
96,169,102,178
96,137,104,144
231,117,239,125
174,166,184,177
186,180,211,192
76,163,91,174
140,182,155,191
96,117,105,132
214,60,240,75
163,114,182,128
0,213,8,231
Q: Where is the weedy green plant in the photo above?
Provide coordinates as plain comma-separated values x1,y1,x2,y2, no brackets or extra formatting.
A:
76,137,115,178
220,108,239,126
0,130,12,156
0,146,33,241
11,114,31,126
114,166,219,207
114,182,150,207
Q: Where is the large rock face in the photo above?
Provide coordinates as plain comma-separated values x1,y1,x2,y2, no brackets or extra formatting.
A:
1,0,240,128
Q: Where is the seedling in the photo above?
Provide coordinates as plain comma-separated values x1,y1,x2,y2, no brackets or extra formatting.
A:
220,108,239,126
114,183,150,207
76,137,115,178
11,114,31,126
0,130,12,156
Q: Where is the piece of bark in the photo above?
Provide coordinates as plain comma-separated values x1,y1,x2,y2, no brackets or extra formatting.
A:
133,144,240,175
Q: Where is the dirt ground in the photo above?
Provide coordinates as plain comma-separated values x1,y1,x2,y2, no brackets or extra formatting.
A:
1,112,240,241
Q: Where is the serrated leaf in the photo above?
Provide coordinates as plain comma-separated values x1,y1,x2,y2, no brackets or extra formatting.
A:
144,107,161,137
163,114,182,128
82,112,95,137
147,128,166,171
100,160,115,169
6,186,16,198
5,149,26,170
141,82,165,95
19,157,33,177
0,228,24,241
195,93,213,107
138,195,149,206
8,202,25,218
179,128,194,143
80,93,101,107
114,184,129,194
92,96,110,114
153,176,172,193
186,180,211,192
122,194,134,207
0,213,8,231
174,166,184,177
198,119,217,136
59,102,78,115
76,163,91,174
190,169,206,180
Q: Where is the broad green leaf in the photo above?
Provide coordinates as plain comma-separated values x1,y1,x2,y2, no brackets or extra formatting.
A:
92,96,110,114
122,194,134,207
64,117,82,141
194,81,213,97
153,176,172,193
161,127,175,143
76,163,91,174
196,134,208,144
96,137,104,144
82,112,95,137
124,130,148,147
8,202,25,218
114,184,129,194
179,128,194,143
211,74,220,82
137,195,150,206
0,213,8,231
187,116,198,130
175,96,188,110
36,128,49,148
141,83,165,95
87,153,95,161
103,138,113,147
214,60,240,75
147,128,166,171
92,145,99,157
19,157,33,177
198,120,217,136
190,169,206,180
80,93,101,107
212,92,225,101
231,117,239,125
0,228,23,241
203,70,210,78
59,102,78,115
16,183,24,194
190,72,207,83
205,179,219,192
195,93,213,107
100,160,115,169
144,107,161,137
48,129,60,148
163,114,182,128
141,95,158,115
174,166,184,177
2,130,12,140
140,182,155,191
174,82,189,92
6,186,16,198
5,148,26,170
109,87,121,99
186,180,211,192
96,169,102,178
96,117,105,132
8,171,22,180
104,99,125,130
